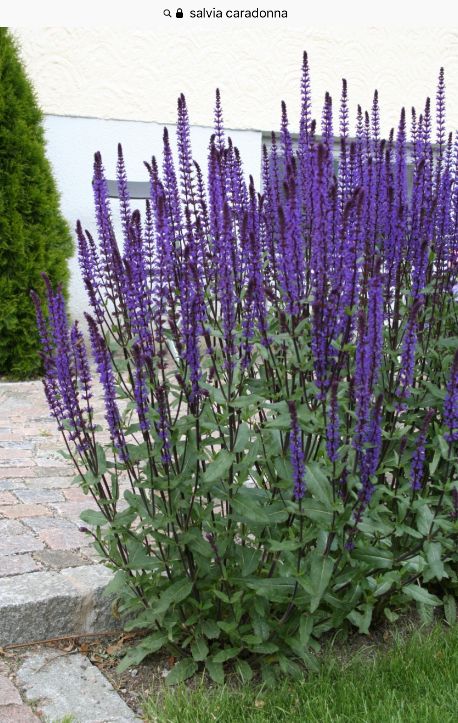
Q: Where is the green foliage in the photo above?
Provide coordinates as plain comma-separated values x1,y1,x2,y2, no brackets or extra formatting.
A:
0,28,72,378
142,624,458,723
71,279,458,683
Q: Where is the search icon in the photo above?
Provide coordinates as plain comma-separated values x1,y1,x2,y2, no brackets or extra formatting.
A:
163,8,171,17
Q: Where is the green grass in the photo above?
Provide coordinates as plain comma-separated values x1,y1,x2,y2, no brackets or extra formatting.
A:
142,624,458,722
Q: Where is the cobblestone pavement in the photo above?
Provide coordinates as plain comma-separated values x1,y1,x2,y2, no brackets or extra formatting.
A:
0,380,101,579
0,380,142,721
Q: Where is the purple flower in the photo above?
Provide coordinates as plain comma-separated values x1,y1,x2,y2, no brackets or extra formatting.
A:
326,380,340,463
410,410,434,491
156,384,172,465
396,298,422,406
287,401,306,501
444,351,458,442
86,314,129,462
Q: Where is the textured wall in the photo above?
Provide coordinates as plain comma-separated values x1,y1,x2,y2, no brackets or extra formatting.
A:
11,26,458,137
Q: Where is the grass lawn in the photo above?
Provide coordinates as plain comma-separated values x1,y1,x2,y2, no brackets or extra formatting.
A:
142,623,458,722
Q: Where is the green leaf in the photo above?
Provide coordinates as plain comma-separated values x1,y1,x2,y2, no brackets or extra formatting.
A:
240,546,262,576
240,577,296,602
384,607,399,623
352,546,393,570
285,637,320,672
79,509,107,526
116,631,168,673
231,487,288,525
308,553,334,613
249,642,279,654
203,451,235,484
425,541,446,581
402,584,442,606
229,395,263,409
165,659,198,686
305,462,333,508
95,444,107,475
268,539,302,552
300,500,334,526
416,505,434,536
205,660,225,684
347,604,373,634
212,647,242,663
299,615,314,646
444,594,457,625
235,659,253,683
234,423,250,453
201,619,221,639
252,617,270,641
153,579,194,616
191,638,209,662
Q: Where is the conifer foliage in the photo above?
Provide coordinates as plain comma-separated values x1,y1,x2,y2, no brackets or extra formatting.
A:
0,28,72,378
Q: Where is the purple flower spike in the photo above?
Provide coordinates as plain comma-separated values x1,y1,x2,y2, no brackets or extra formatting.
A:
326,380,340,464
86,314,129,462
410,410,435,491
444,351,458,442
287,401,306,501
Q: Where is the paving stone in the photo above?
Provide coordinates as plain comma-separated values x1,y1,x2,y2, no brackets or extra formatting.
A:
38,527,87,551
0,535,44,556
79,546,103,563
0,459,35,468
48,501,99,522
63,486,91,502
33,550,92,570
0,704,40,722
20,475,74,489
0,673,22,705
20,517,77,533
0,480,26,491
17,650,138,722
0,491,18,505
0,519,27,535
14,489,64,505
35,454,69,469
33,466,74,478
0,448,33,461
0,555,41,577
0,565,116,645
0,505,51,519
1,467,73,479
0,468,39,479
0,441,34,450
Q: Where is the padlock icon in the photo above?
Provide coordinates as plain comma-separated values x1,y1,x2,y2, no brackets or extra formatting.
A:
176,7,183,17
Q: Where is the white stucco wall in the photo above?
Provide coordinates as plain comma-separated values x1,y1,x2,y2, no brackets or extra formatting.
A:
12,25,458,137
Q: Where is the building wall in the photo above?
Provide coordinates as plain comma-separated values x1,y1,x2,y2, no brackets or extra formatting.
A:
12,26,458,135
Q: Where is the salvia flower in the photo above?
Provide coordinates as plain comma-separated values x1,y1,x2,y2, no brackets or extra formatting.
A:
287,401,306,501
410,410,435,491
444,350,458,442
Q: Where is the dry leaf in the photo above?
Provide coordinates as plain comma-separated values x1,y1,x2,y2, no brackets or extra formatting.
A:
106,642,122,656
79,643,90,653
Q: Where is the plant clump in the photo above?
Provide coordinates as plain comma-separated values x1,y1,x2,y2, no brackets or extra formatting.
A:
33,54,457,684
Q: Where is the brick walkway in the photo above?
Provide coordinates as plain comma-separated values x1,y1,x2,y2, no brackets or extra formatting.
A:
0,380,101,580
